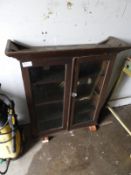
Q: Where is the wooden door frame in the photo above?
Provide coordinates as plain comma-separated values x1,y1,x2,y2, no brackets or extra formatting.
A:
69,54,112,129
21,58,72,137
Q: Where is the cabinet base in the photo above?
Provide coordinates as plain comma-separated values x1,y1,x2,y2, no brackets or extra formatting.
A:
42,136,49,143
88,125,97,132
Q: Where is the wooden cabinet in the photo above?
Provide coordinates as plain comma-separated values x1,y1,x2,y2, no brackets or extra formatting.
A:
5,37,131,137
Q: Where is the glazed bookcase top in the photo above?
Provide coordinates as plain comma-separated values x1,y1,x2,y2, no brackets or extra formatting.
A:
5,37,131,60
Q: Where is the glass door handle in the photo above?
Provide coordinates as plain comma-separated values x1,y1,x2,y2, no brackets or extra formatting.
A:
72,92,77,97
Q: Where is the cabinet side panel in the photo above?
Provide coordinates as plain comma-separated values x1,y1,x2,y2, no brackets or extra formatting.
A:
20,64,37,136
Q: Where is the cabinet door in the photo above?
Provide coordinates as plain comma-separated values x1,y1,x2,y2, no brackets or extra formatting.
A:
28,62,70,135
70,55,110,129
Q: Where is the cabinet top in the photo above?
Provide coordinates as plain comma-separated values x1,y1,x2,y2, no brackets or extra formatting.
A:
5,37,131,61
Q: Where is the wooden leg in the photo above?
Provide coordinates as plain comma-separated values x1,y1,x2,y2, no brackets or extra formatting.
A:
88,125,97,132
42,136,49,143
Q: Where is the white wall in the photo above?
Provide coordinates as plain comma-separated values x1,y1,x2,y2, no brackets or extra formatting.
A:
108,49,131,107
0,0,131,123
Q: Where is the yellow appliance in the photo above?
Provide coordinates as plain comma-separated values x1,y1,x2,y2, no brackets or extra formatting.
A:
0,94,21,159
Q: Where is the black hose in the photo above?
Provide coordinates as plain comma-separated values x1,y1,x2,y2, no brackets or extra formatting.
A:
0,159,10,175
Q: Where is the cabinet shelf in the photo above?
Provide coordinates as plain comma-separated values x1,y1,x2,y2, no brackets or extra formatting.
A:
72,91,100,125
38,116,62,123
36,102,63,119
32,73,64,86
76,72,105,100
75,106,94,115
73,100,94,124
35,100,62,106
74,100,95,112
29,65,65,85
74,112,92,124
79,62,102,78
77,84,96,99
78,74,97,85
32,83,64,104
36,102,63,131
38,118,62,132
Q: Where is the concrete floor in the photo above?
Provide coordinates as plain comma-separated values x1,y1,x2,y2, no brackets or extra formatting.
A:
1,105,131,175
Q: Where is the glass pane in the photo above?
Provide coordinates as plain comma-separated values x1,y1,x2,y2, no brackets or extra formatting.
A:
73,60,106,125
32,83,64,104
73,100,94,124
29,65,64,84
29,65,65,132
36,102,63,132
